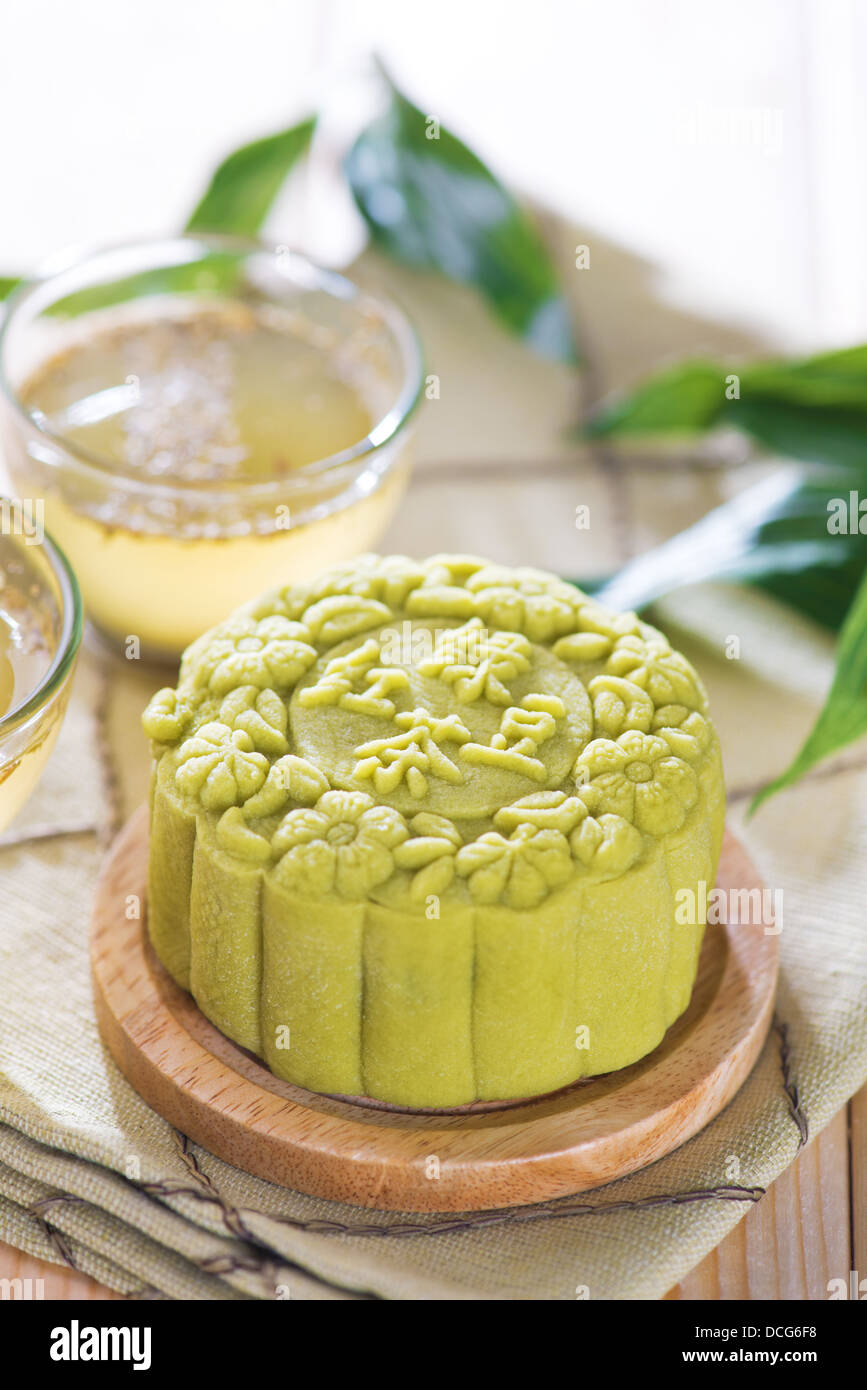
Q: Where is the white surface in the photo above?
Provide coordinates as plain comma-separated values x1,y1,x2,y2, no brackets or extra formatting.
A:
0,0,863,351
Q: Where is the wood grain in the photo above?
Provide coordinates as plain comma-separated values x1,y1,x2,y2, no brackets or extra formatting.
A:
89,808,778,1213
0,1242,123,1300
668,1108,851,1299
851,1084,867,1292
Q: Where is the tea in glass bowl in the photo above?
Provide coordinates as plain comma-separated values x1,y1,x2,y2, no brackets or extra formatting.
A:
0,516,82,831
0,237,423,659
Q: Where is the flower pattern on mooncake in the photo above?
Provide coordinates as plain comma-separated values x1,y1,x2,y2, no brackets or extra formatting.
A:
606,634,704,710
174,723,270,811
271,790,408,898
456,824,574,908
576,730,698,835
192,615,317,696
142,553,726,1108
144,552,722,909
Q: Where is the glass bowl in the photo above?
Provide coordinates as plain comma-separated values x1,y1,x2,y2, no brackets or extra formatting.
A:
0,517,82,832
0,236,424,659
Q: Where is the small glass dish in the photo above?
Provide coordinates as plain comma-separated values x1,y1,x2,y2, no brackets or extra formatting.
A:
0,516,82,832
0,235,424,659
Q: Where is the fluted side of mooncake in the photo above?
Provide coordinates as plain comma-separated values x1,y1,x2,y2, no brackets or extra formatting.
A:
143,553,726,1106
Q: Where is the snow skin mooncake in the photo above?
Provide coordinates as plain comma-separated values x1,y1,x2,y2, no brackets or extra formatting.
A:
142,554,725,1107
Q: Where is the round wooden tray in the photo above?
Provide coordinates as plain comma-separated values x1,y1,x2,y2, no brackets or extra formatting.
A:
91,808,778,1212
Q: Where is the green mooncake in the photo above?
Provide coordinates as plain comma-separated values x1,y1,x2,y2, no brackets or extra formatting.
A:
142,554,726,1107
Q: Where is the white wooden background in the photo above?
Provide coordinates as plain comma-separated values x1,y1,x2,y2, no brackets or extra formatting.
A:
2,0,865,352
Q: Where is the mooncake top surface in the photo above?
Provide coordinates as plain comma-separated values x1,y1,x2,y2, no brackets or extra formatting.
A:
143,553,720,909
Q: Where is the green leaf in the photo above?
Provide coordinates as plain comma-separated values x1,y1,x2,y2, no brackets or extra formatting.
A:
750,565,867,812
346,66,577,362
48,253,243,319
586,343,867,470
752,550,866,632
749,342,867,392
584,361,726,436
0,276,21,302
582,468,867,807
41,119,317,319
186,116,316,236
728,396,867,471
590,471,867,622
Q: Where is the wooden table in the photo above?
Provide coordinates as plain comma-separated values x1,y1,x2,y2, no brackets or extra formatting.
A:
669,1085,867,1300
2,1084,863,1301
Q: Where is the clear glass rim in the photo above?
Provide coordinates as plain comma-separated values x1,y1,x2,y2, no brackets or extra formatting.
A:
0,520,83,736
0,233,425,497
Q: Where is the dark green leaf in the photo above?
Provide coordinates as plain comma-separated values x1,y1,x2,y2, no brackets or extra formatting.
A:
728,396,867,471
581,467,867,807
584,361,726,436
750,565,867,811
42,119,318,318
186,116,316,236
1,121,317,319
750,342,867,390
586,343,867,471
581,335,867,805
588,471,867,623
48,253,243,319
346,67,577,362
752,552,866,631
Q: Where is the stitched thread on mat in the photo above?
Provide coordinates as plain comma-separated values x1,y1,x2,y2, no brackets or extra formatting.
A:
20,1009,807,1288
17,1011,807,1290
145,1133,766,1240
28,1182,280,1296
34,1215,78,1271
136,1016,807,1243
774,1017,809,1147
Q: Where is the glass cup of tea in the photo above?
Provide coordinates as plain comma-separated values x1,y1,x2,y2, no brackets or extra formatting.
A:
0,508,82,832
0,236,424,660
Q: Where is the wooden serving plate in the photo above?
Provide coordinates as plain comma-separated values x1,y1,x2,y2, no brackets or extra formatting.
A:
91,808,778,1212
